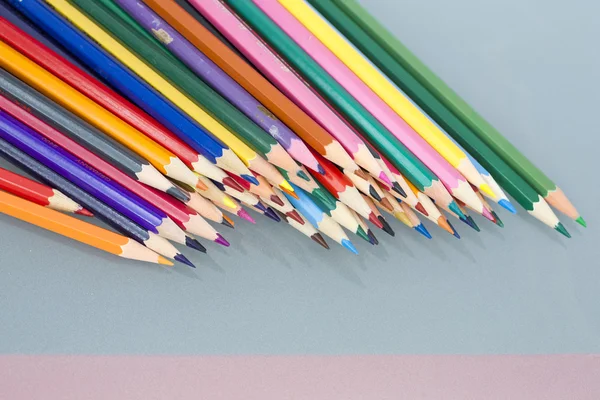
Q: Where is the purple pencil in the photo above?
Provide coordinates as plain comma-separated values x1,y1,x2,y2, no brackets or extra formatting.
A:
0,109,192,247
115,0,324,176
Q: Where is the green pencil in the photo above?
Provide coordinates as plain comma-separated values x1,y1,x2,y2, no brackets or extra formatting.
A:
306,0,570,236
328,0,583,227
71,0,304,185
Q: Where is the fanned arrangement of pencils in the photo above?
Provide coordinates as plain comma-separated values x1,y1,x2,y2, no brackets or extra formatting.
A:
0,0,584,267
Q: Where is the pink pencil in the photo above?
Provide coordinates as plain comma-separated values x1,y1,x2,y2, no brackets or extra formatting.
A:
190,0,392,187
253,0,486,214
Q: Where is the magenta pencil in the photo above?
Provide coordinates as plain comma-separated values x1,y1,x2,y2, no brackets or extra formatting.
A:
190,0,392,186
254,0,486,214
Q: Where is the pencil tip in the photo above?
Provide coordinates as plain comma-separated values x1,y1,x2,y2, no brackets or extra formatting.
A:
287,210,304,224
392,182,407,198
368,185,382,201
449,201,465,219
481,207,495,222
264,207,281,222
448,221,460,239
379,172,392,187
195,179,209,191
157,256,174,266
342,238,359,254
498,199,517,214
167,186,191,202
379,197,394,212
297,169,311,181
270,194,284,207
317,164,326,175
185,236,207,253
356,225,371,242
378,216,395,236
238,208,256,223
415,223,432,239
415,202,428,216
223,177,244,192
224,197,238,209
281,186,299,199
465,216,481,232
222,215,235,228
241,174,259,186
280,179,295,193
367,229,379,245
492,211,504,228
312,233,330,249
479,184,496,198
368,212,384,229
215,233,230,247
555,222,571,238
175,253,196,268
254,202,267,212
576,216,587,228
75,208,94,217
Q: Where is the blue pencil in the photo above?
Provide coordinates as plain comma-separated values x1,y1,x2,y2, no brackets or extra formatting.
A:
0,110,195,249
8,0,255,184
282,183,358,254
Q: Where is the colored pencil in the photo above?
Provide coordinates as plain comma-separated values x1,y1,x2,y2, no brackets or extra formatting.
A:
77,0,299,191
255,0,488,213
310,150,383,229
275,208,329,249
186,190,233,228
0,42,199,192
403,180,454,236
219,0,463,219
0,17,243,194
212,198,256,224
0,91,215,244
0,109,198,248
0,69,189,203
361,194,394,236
260,187,304,225
0,136,192,265
44,0,289,194
0,190,171,265
331,0,580,225
350,210,377,245
282,183,358,254
0,166,90,216
285,1,494,198
115,0,323,177
303,0,569,236
196,174,243,212
5,1,254,184
399,201,432,239
248,173,281,205
145,0,358,173
203,1,390,184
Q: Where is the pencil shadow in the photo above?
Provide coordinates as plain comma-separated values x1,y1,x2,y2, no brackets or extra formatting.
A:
172,264,202,280
520,215,567,248
321,255,366,288
200,253,226,274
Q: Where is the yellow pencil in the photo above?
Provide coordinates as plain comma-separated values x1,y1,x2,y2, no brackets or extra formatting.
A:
279,0,493,197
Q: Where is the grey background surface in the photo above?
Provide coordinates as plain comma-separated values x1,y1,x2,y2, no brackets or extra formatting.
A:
0,0,598,355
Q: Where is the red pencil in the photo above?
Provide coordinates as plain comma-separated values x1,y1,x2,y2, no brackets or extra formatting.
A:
309,150,383,229
0,166,91,216
0,93,224,243
0,18,243,193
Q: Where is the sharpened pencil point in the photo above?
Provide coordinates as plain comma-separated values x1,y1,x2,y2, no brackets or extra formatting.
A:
481,207,495,222
185,236,207,253
215,233,230,247
175,253,196,268
449,201,466,219
311,233,329,249
479,184,496,199
238,208,256,224
415,223,432,239
498,199,517,214
368,212,384,229
281,186,299,199
157,256,174,267
241,174,259,186
555,222,571,238
368,185,382,201
378,216,395,236
223,177,244,192
415,202,428,216
356,225,371,242
367,229,379,245
195,179,208,191
222,215,235,228
465,216,481,232
379,197,394,212
448,221,461,239
75,208,94,217
576,216,587,228
297,169,310,181
342,239,359,254
317,164,326,175
491,211,504,228
280,179,295,193
437,216,454,235
392,182,407,198
379,172,392,187
270,194,285,207
264,207,281,222
254,202,267,212
223,197,238,209
167,186,191,202
287,210,304,224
